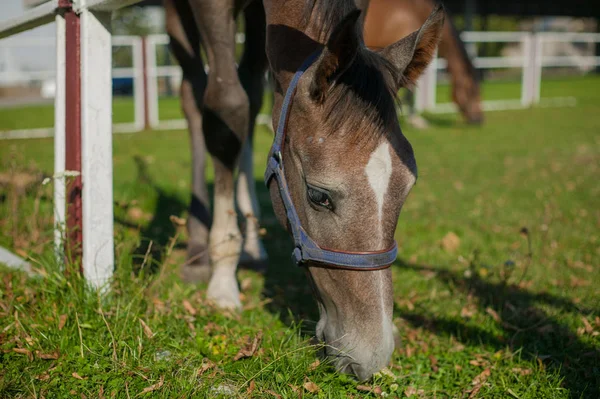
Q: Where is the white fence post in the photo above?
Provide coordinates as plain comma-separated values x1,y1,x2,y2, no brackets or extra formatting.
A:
520,33,533,106
131,36,145,131
80,8,114,288
145,35,160,129
414,52,438,112
54,13,66,257
532,33,544,104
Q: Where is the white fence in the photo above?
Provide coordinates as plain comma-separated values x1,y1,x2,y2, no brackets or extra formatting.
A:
0,0,147,289
2,30,600,139
415,31,600,113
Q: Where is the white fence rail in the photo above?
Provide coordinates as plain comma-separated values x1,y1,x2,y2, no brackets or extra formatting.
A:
2,31,599,137
415,31,600,114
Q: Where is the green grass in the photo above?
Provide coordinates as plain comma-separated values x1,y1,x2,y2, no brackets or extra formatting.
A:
1,75,596,132
0,76,599,398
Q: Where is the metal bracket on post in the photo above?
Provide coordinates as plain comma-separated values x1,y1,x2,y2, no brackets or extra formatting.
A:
145,35,160,129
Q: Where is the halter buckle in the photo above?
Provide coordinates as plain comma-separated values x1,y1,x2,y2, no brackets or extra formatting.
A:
292,247,304,266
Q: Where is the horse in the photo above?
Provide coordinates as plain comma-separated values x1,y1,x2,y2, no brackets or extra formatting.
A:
164,0,444,380
364,0,483,126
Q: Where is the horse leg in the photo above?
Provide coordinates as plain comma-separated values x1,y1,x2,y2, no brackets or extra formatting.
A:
237,1,269,271
189,0,247,309
165,0,211,282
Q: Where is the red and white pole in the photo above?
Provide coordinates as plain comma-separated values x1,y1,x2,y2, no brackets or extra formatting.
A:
55,0,114,288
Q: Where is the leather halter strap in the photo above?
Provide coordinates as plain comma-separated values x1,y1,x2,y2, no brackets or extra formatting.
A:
264,50,398,270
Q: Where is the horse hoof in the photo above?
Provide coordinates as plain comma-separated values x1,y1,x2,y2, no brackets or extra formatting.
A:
207,271,242,311
181,263,211,283
407,115,430,130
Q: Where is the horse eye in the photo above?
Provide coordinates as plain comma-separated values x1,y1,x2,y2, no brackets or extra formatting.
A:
307,186,333,210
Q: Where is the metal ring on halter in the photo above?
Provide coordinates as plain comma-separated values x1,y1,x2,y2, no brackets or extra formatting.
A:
264,50,398,271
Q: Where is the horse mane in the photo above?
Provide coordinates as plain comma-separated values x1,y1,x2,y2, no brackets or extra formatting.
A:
303,0,402,143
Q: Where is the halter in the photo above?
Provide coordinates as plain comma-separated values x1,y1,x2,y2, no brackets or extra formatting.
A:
264,50,398,271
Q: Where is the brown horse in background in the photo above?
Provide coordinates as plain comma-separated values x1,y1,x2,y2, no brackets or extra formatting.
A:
364,0,483,126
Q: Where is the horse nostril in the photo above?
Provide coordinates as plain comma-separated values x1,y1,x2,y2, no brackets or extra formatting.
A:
349,363,372,382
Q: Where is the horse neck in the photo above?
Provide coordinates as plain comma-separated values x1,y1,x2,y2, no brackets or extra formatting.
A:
438,22,476,88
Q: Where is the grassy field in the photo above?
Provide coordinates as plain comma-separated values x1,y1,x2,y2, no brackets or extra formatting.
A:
0,75,594,131
0,76,599,398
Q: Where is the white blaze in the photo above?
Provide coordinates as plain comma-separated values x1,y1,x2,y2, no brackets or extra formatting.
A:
365,142,392,236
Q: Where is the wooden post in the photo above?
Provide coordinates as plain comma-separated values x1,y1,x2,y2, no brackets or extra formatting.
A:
80,7,115,288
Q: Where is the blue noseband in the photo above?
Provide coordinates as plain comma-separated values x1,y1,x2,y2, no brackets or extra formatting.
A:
264,50,398,271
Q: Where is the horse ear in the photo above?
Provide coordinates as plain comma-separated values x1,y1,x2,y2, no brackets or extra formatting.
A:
379,4,445,89
310,9,361,104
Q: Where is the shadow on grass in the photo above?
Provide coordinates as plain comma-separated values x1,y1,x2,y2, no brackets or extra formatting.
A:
111,160,598,396
393,259,600,399
114,155,189,271
112,158,320,330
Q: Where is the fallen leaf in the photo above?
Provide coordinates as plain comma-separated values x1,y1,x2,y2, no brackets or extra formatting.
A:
182,300,197,316
472,368,491,385
467,384,482,399
241,278,253,292
303,380,319,393
308,359,320,371
246,380,256,396
36,351,59,360
138,375,164,395
197,358,216,376
451,343,465,352
441,232,460,252
469,359,485,367
139,319,154,339
37,373,50,381
13,348,33,361
266,390,282,398
461,304,477,319
404,386,417,397
72,372,87,380
485,307,501,323
169,215,186,226
357,385,372,392
58,314,68,331
429,355,439,372
581,317,594,334
511,367,532,376
570,275,591,287
233,331,263,361
127,207,145,222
